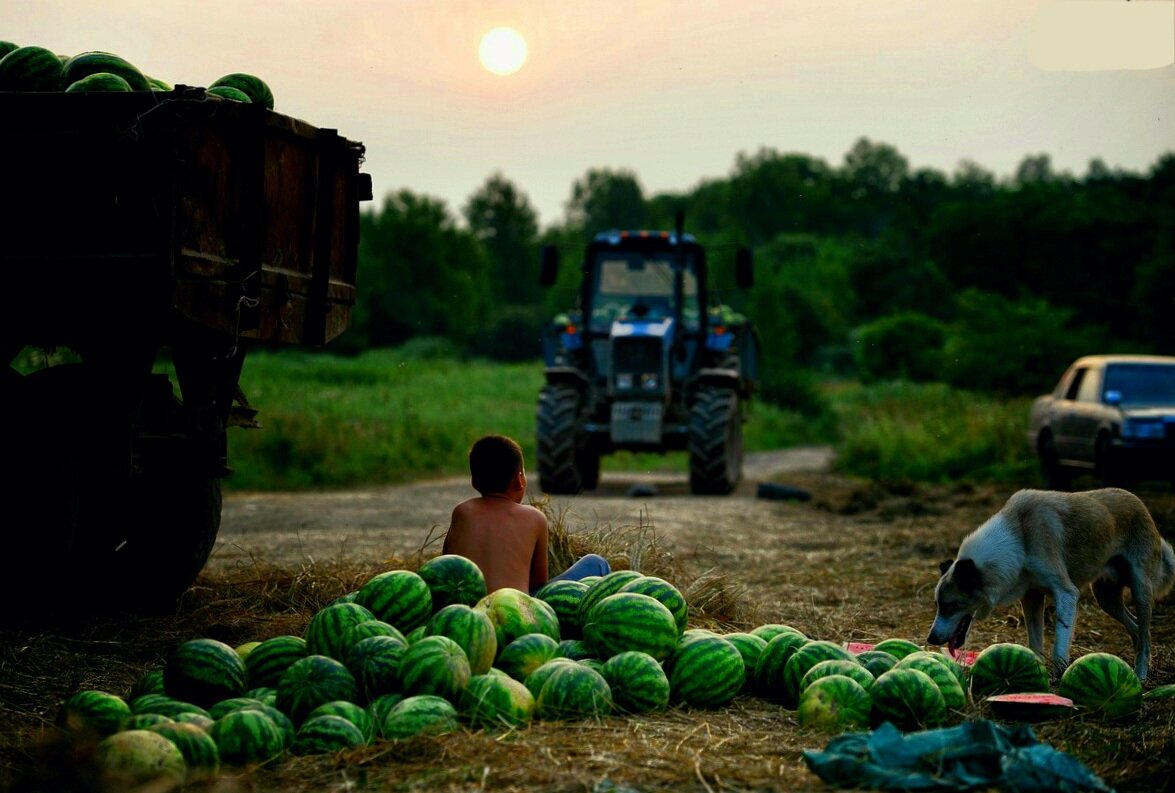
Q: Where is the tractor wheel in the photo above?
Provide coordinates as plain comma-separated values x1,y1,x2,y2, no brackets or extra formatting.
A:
689,387,743,495
537,385,586,495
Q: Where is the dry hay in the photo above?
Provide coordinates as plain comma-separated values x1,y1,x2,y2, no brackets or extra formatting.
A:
2,476,1174,792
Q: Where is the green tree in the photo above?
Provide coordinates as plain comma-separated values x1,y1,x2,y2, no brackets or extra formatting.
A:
565,168,646,239
462,172,541,306
725,148,837,245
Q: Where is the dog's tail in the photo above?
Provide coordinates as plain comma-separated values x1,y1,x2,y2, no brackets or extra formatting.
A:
1158,538,1175,601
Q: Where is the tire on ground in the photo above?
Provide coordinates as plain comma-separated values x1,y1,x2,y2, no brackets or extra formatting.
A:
537,384,586,495
688,387,743,495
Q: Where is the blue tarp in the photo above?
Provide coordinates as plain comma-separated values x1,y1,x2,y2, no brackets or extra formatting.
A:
802,720,1114,793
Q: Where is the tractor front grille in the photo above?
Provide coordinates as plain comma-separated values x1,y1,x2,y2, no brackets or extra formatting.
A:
612,336,663,393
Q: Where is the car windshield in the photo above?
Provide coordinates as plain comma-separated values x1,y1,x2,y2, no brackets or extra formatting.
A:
589,253,699,331
1102,363,1175,406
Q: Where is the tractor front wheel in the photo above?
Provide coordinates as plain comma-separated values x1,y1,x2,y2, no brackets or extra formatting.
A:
537,385,587,495
689,387,743,495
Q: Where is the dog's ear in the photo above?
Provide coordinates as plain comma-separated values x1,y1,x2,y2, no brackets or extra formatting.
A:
938,558,954,576
952,558,983,592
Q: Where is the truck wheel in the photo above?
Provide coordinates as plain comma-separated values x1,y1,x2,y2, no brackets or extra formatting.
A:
537,385,585,495
689,388,743,495
1038,433,1071,491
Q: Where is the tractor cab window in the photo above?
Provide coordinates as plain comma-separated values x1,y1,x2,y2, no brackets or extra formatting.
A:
589,253,699,332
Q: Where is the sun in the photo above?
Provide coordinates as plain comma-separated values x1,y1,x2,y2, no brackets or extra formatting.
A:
478,27,527,76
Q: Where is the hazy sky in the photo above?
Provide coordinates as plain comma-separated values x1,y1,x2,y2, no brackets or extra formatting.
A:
10,0,1175,227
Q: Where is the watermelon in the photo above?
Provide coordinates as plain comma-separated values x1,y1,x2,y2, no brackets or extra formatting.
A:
666,634,744,709
398,635,472,702
723,633,769,692
583,592,679,662
207,85,251,102
870,668,947,731
174,712,215,731
857,650,898,678
1059,652,1143,720
533,579,590,637
96,729,186,790
600,651,671,714
903,650,966,690
355,570,433,633
753,631,810,697
0,46,63,91
872,638,923,660
246,704,295,749
534,661,613,720
380,694,459,739
618,576,689,634
0,41,17,59
132,696,211,721
417,554,488,610
968,643,1049,699
65,72,133,93
780,640,859,708
332,590,359,606
62,51,149,91
800,659,875,696
304,602,378,661
576,570,644,628
894,654,966,711
750,624,807,643
210,72,275,109
556,639,596,661
129,670,166,700
524,658,580,699
235,641,262,660
164,638,248,709
984,692,1076,722
148,721,220,782
341,619,408,661
208,697,267,721
459,673,536,729
406,625,428,644
292,714,366,754
246,687,278,707
579,658,605,674
146,75,172,91
305,700,373,743
125,713,173,731
209,708,285,766
1145,684,1175,701
797,675,873,733
475,588,561,650
59,690,130,737
276,654,358,726
245,635,309,689
424,604,498,675
346,634,406,702
496,633,560,682
367,693,406,739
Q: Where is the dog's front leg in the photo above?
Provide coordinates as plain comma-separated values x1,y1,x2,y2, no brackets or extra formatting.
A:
1021,590,1046,657
1050,583,1081,673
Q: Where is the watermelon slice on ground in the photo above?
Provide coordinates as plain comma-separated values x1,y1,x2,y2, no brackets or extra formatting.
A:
843,642,874,655
984,693,1075,722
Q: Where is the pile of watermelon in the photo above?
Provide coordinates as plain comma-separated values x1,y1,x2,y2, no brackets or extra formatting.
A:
0,39,274,107
57,554,1160,789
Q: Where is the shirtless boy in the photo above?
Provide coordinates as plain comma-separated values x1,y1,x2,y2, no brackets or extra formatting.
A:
443,434,609,594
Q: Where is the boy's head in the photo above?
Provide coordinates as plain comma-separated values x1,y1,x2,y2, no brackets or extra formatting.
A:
469,434,525,496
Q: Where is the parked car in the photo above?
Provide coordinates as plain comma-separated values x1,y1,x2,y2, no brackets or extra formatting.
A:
1028,354,1175,489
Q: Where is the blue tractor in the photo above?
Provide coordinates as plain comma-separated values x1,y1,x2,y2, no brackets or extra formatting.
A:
536,215,758,495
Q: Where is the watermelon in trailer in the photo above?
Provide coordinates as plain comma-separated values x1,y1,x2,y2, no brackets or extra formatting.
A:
62,51,150,91
0,46,64,91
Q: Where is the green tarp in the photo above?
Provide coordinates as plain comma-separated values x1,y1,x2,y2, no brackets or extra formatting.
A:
802,720,1114,792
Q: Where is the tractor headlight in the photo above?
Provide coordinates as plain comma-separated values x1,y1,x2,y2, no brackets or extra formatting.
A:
616,373,634,390
1122,419,1165,439
641,373,659,390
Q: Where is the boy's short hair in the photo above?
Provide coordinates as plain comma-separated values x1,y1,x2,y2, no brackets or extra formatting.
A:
469,434,524,495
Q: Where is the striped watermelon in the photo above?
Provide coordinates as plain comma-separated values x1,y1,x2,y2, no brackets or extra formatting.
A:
872,638,923,660
341,620,408,663
722,633,769,692
292,714,366,755
305,700,374,743
894,654,966,711
246,687,278,707
534,661,613,720
618,576,689,634
496,633,560,682
582,592,679,661
148,722,220,782
0,42,17,59
524,658,580,699
666,634,744,709
346,635,407,702
579,658,605,675
355,570,433,633
0,46,63,91
59,690,130,737
798,675,872,733
857,650,898,678
1059,652,1143,720
475,588,561,650
164,638,248,709
780,641,859,708
129,670,166,701
1145,684,1175,701
210,72,275,109
209,709,285,766
248,704,295,749
800,659,875,696
245,635,308,689
332,591,359,606
146,75,172,91
131,695,211,721
533,579,590,638
557,639,596,661
576,570,643,628
124,713,173,731
459,673,536,729
600,650,671,714
367,693,406,739
398,635,472,702
969,643,1049,699
173,712,215,731
207,85,251,102
304,602,377,661
424,604,498,675
208,697,267,720
66,73,131,93
750,624,807,643
380,695,459,739
234,642,261,661
62,51,149,91
870,668,947,731
754,631,810,697
417,554,488,610
276,655,358,726
96,729,186,790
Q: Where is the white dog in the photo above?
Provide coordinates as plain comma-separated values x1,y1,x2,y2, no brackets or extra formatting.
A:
927,488,1174,679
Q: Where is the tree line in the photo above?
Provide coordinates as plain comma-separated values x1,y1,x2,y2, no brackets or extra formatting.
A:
340,137,1175,407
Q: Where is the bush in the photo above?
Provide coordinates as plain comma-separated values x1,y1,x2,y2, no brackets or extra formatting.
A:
468,305,547,362
852,312,946,383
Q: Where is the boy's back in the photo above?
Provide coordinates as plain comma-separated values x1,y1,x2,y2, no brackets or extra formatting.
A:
443,496,548,594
